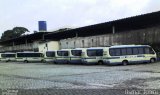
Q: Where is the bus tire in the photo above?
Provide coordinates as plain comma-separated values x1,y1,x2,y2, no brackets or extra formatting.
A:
24,60,28,63
41,59,46,63
122,60,128,66
98,61,103,65
54,61,57,64
150,58,156,63
67,61,70,64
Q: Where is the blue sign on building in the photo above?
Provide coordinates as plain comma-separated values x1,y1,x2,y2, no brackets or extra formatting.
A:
38,21,47,31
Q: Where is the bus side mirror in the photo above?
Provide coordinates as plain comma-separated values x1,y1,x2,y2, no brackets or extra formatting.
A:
150,51,155,54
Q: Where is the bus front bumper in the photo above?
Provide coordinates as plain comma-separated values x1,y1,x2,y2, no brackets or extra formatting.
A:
69,59,82,64
54,59,68,64
81,59,97,65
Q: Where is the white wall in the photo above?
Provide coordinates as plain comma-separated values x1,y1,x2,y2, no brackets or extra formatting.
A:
38,41,60,52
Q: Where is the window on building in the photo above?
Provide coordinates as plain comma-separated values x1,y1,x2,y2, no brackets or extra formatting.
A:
74,41,76,48
91,39,94,46
82,40,84,47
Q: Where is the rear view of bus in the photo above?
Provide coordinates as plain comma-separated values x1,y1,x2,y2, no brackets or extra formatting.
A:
44,51,56,63
103,45,157,65
81,47,105,65
70,48,83,64
16,52,44,63
54,49,71,64
1,53,16,62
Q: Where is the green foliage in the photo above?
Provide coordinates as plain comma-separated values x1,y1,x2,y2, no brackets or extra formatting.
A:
56,28,72,32
1,27,29,41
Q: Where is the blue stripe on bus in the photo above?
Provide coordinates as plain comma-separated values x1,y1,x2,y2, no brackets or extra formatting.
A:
104,60,150,65
103,57,120,59
83,57,97,59
137,55,145,57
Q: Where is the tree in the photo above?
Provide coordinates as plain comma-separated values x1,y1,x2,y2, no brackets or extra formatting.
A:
55,28,72,32
12,27,29,36
1,27,29,41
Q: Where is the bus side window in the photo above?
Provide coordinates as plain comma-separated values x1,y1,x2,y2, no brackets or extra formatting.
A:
144,48,150,54
126,48,132,55
109,49,115,56
121,48,127,55
138,48,144,54
115,49,121,56
133,48,139,55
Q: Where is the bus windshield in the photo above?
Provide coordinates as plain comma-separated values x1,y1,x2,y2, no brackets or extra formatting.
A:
1,54,16,58
57,51,69,56
87,49,103,56
71,50,82,56
46,51,55,57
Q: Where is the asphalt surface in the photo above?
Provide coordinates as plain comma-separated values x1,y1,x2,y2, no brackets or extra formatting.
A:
0,62,160,95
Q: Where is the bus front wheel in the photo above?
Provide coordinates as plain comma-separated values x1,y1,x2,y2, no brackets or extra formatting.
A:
24,60,28,63
98,61,103,65
150,58,156,63
41,59,46,63
122,60,128,66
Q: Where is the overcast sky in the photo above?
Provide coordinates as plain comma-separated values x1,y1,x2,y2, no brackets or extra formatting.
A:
0,0,160,35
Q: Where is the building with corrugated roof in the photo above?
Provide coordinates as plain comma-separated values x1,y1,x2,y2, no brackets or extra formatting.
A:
0,11,160,52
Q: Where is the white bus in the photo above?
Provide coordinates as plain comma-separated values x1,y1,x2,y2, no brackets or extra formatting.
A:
54,49,71,64
81,47,107,65
44,51,56,63
103,45,157,65
16,52,44,63
69,48,86,64
0,53,16,62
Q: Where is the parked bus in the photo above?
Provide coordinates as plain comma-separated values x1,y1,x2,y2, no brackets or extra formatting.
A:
0,53,16,62
54,49,71,64
69,48,86,64
103,45,157,65
44,51,56,63
81,47,107,65
16,52,44,63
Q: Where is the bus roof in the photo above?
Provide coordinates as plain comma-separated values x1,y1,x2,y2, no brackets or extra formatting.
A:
58,49,72,51
87,45,150,50
87,47,109,50
17,52,42,53
46,51,56,52
72,48,87,50
1,53,16,54
110,45,150,48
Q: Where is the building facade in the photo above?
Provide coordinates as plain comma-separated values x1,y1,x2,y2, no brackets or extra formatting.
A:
0,11,160,53
60,24,160,52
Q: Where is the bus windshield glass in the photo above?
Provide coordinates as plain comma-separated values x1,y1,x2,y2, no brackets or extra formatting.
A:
87,49,103,56
57,51,69,56
71,50,82,56
46,51,55,57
